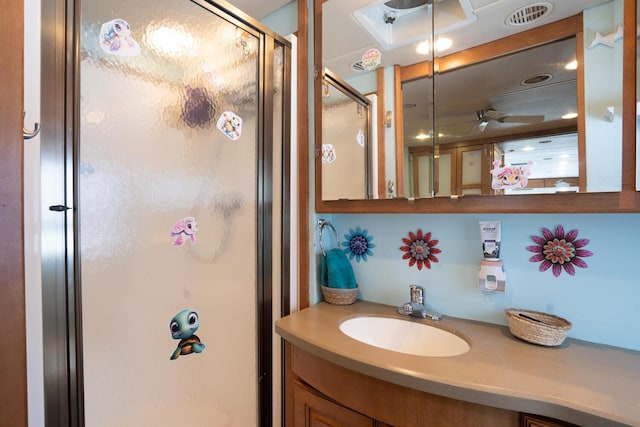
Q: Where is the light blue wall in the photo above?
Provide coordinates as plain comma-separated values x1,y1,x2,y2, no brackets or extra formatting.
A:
260,1,297,38
317,213,640,351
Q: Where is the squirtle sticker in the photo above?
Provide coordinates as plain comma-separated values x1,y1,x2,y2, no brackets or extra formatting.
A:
216,111,242,141
99,18,141,57
169,309,206,360
170,216,198,246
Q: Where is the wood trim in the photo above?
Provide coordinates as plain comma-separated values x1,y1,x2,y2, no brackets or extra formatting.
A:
393,64,405,196
299,0,310,310
0,0,28,425
313,0,323,213
436,14,582,73
400,59,433,82
316,190,640,214
376,67,386,198
622,0,637,191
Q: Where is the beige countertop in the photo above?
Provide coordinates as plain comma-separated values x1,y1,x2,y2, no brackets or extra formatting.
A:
275,300,640,427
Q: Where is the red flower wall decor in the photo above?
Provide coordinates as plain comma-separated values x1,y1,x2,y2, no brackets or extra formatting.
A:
400,229,441,270
526,225,593,277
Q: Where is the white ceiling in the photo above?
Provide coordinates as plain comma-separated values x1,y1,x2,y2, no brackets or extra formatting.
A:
320,0,617,180
323,0,612,78
225,0,293,20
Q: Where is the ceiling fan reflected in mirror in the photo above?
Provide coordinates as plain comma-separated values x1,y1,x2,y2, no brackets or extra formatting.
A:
475,108,545,132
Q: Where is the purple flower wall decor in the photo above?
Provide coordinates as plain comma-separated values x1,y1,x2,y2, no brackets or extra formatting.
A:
400,229,441,270
342,227,375,262
526,225,593,277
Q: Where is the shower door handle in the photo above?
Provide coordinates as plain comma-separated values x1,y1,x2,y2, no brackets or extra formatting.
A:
49,205,71,212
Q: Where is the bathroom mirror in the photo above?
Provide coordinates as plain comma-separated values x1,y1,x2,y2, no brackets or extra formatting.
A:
316,0,625,203
321,70,374,200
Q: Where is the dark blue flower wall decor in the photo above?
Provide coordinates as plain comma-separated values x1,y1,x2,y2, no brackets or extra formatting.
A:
342,227,375,262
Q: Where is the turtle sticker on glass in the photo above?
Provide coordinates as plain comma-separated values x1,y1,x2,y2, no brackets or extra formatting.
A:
322,144,337,164
490,160,532,190
99,18,141,57
169,309,206,360
216,111,243,141
170,216,198,246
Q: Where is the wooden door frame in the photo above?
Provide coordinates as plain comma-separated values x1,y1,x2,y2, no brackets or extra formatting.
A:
0,0,28,425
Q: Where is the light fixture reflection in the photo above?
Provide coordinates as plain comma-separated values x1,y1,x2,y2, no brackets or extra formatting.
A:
416,40,430,55
562,112,578,119
145,23,196,57
415,37,453,55
565,60,578,70
436,37,452,52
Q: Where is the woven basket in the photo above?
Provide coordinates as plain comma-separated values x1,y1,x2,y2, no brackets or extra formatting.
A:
505,308,572,347
321,285,359,305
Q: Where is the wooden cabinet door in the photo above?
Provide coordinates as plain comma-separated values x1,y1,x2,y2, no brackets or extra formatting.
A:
293,381,375,427
521,413,579,427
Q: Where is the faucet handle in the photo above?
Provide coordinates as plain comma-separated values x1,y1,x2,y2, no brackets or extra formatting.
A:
410,285,424,304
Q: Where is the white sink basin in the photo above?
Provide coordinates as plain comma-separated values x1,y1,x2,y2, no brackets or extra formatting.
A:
339,316,470,357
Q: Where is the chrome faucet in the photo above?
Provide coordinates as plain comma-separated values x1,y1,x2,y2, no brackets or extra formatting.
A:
397,285,442,321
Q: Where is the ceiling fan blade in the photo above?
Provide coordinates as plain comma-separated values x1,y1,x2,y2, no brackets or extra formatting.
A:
496,114,545,124
481,109,507,120
475,120,489,132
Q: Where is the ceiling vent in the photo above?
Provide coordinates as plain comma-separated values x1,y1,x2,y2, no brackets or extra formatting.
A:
505,2,553,27
520,73,553,86
349,60,366,72
384,0,433,9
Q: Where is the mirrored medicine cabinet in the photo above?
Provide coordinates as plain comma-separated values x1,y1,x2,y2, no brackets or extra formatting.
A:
313,0,640,213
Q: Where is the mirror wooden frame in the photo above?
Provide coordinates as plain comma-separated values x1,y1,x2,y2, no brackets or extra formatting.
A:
313,0,640,213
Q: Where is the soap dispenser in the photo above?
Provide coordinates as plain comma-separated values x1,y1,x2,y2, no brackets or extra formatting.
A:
478,221,506,292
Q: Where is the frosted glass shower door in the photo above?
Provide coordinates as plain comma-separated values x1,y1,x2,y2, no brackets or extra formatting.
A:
78,1,266,425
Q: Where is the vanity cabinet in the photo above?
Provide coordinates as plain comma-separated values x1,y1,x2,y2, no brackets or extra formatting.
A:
289,345,579,427
290,345,520,427
293,380,381,427
520,414,579,427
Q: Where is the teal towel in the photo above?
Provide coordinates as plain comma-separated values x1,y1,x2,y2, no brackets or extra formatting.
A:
321,248,357,289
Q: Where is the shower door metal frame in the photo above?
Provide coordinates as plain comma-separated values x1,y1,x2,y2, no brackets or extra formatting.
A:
40,0,291,425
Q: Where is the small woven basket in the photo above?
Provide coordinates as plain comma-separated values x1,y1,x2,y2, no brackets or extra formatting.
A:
505,308,572,347
321,285,359,305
